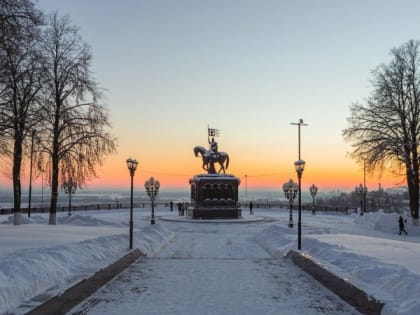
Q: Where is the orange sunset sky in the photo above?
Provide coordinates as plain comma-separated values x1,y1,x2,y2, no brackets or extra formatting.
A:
1,0,417,193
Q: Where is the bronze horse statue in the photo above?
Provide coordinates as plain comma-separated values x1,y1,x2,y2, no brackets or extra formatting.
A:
194,146,229,174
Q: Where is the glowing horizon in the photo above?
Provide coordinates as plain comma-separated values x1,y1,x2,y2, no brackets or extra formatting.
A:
0,148,406,194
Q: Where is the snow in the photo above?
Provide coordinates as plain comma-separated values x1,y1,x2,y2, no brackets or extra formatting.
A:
1,207,420,314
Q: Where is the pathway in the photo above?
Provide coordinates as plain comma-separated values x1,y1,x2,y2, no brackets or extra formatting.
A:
68,220,360,315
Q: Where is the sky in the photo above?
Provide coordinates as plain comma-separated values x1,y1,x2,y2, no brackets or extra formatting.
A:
3,0,420,191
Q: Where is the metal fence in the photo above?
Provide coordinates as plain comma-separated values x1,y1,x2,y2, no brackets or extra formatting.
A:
0,201,181,215
0,202,358,216
239,202,357,214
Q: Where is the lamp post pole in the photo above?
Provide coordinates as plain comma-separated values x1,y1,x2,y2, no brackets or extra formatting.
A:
62,177,76,216
298,169,302,248
363,159,367,214
28,129,35,217
67,179,73,216
295,160,305,250
245,174,248,203
309,184,318,215
291,119,307,250
283,179,298,228
291,119,308,161
145,176,160,224
41,168,44,209
126,158,138,250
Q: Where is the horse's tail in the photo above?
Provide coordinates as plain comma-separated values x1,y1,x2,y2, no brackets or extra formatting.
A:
225,154,229,170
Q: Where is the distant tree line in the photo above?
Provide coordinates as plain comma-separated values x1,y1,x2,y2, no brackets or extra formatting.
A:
0,0,116,225
315,188,408,213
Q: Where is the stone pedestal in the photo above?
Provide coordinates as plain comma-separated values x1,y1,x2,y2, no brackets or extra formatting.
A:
188,174,241,219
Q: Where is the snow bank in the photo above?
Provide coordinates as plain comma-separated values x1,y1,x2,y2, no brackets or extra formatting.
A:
57,214,124,227
303,236,420,315
255,224,295,258
256,212,420,315
354,211,420,236
138,223,175,257
3,213,32,225
0,219,174,314
0,233,127,314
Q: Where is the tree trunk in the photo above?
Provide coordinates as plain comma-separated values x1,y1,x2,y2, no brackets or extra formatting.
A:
12,138,22,225
48,98,61,225
407,168,419,219
48,147,59,225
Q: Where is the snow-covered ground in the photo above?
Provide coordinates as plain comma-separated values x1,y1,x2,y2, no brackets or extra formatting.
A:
1,207,419,315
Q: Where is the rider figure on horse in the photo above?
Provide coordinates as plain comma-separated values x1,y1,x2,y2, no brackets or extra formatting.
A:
206,127,220,173
208,136,218,159
194,126,229,174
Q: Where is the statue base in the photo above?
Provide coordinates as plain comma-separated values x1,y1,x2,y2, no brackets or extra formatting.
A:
188,174,241,219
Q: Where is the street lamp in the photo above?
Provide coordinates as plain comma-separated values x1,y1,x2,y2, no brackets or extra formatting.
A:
283,178,298,228
145,176,160,224
309,184,318,215
295,159,305,250
62,177,76,216
126,158,138,250
355,184,367,215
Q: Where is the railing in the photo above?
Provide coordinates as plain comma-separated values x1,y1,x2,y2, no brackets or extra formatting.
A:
0,201,182,215
0,202,359,215
238,203,358,214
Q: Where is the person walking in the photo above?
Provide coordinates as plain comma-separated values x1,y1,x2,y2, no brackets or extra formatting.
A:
249,201,253,215
398,215,408,235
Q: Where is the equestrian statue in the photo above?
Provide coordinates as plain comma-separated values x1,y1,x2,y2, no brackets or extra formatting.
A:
194,127,229,174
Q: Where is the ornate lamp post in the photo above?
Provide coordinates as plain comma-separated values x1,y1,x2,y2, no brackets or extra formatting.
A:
295,159,305,250
283,179,298,228
126,158,138,249
309,184,318,215
145,176,160,225
62,177,76,216
355,184,367,215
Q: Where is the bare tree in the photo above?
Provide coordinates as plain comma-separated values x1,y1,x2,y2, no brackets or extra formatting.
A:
0,0,43,225
38,12,116,225
343,40,420,221
0,0,41,40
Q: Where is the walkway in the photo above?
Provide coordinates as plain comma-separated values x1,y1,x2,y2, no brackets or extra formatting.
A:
69,220,360,315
